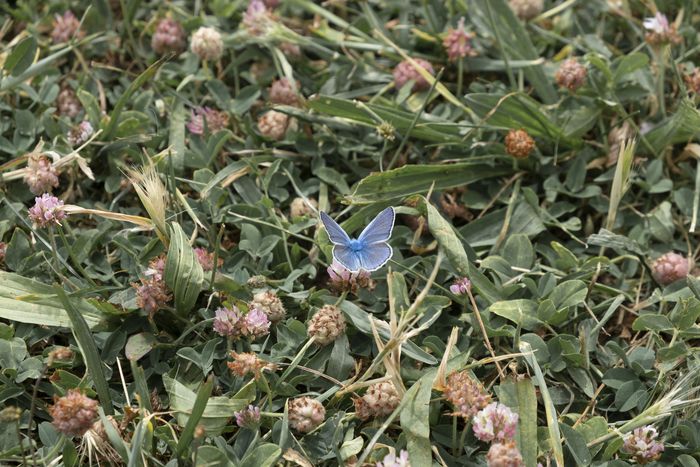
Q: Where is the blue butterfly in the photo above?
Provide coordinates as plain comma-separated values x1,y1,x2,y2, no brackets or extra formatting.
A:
320,207,395,273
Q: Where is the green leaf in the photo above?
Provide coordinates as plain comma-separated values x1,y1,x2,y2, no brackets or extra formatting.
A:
0,44,73,93
497,378,538,467
612,53,649,84
4,37,37,77
560,423,592,466
348,161,512,205
502,233,534,269
587,229,644,256
422,198,502,304
164,223,204,315
0,272,105,328
176,376,214,458
125,332,157,361
55,286,114,415
645,99,700,155
168,98,186,172
239,444,282,467
632,314,673,332
400,378,432,467
548,280,587,310
489,299,542,330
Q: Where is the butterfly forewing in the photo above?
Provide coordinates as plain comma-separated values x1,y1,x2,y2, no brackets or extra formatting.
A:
320,211,351,245
358,207,395,244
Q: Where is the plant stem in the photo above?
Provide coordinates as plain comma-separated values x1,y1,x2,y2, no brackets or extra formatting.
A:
466,289,505,379
57,225,97,287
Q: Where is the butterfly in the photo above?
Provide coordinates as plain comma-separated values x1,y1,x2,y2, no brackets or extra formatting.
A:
320,207,395,273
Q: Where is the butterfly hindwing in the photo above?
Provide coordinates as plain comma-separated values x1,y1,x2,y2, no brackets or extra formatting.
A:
358,207,395,244
320,211,351,246
357,243,393,271
333,245,363,272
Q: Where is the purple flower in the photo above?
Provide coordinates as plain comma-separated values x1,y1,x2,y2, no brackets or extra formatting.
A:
644,12,670,34
443,18,476,62
449,277,471,295
243,0,273,36
327,260,374,294
472,402,519,442
242,307,271,338
28,194,66,228
377,450,410,467
213,306,242,337
235,405,261,428
622,425,664,464
67,120,94,146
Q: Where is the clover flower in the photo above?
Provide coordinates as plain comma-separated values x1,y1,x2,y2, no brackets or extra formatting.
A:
67,120,94,147
250,290,286,322
486,440,524,467
133,279,171,315
450,277,471,295
443,18,476,62
622,425,665,464
290,197,317,218
51,11,83,43
652,252,690,285
393,59,435,92
308,304,346,345
228,351,270,379
257,110,290,140
190,27,223,61
377,450,410,467
555,58,587,91
442,370,491,419
49,389,98,436
505,129,535,159
242,308,271,338
25,152,59,195
472,402,519,443
151,18,186,55
644,13,681,46
509,0,543,21
327,260,375,295
57,87,82,118
354,381,401,420
28,194,66,228
186,107,230,135
242,0,275,36
235,405,261,429
269,78,301,106
288,397,325,433
194,247,222,271
213,306,243,337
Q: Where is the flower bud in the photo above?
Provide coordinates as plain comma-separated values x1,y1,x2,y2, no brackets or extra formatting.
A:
307,304,346,345
288,396,325,433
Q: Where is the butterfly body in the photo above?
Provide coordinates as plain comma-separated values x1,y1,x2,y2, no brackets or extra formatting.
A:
320,207,395,273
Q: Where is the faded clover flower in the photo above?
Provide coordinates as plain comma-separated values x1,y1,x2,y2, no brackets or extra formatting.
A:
290,197,318,218
57,87,82,118
288,397,325,433
486,440,524,467
472,402,519,443
28,194,66,228
242,0,275,36
186,107,230,135
353,381,401,420
505,129,535,159
194,247,222,271
133,279,171,315
257,110,290,140
67,120,94,147
24,152,59,195
509,0,543,21
308,304,346,345
442,370,491,419
228,351,270,379
250,290,286,322
190,27,224,61
49,389,98,437
269,78,301,106
555,58,587,91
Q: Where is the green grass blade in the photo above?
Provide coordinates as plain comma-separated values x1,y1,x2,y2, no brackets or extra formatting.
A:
175,376,214,459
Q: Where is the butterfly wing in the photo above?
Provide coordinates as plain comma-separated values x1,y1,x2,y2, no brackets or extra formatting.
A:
320,211,351,246
333,245,363,272
358,207,395,244
357,243,393,271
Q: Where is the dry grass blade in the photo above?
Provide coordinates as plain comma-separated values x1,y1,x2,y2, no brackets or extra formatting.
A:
125,164,169,243
607,138,636,230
